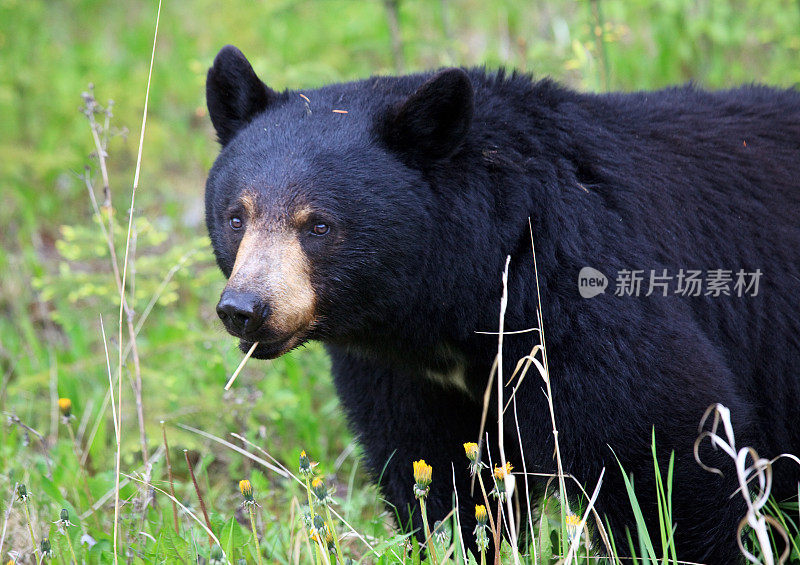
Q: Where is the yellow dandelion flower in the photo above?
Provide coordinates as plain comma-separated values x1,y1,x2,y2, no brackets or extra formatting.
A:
566,513,581,527
58,397,72,418
463,442,479,461
239,479,253,500
493,461,513,480
412,460,432,488
475,504,488,526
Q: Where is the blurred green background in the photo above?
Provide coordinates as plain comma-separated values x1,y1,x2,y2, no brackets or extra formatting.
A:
1,0,799,562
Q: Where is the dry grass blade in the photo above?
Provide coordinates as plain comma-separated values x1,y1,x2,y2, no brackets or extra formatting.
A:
224,341,259,390
451,463,467,561
511,393,536,548
78,446,164,521
100,315,122,565
472,355,498,497
109,3,161,561
177,424,289,478
495,255,521,564
528,220,570,515
0,481,16,559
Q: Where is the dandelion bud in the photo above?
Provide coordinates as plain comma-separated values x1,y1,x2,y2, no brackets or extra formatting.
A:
60,508,69,522
40,538,52,557
239,479,253,501
475,504,488,526
463,442,485,475
58,398,72,418
16,484,28,502
412,460,432,487
463,442,479,462
311,477,330,505
433,520,449,545
491,462,513,500
412,459,433,499
299,450,312,476
313,514,325,531
310,514,326,543
493,461,513,481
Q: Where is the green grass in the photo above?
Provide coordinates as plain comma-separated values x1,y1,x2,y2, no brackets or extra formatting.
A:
2,0,800,563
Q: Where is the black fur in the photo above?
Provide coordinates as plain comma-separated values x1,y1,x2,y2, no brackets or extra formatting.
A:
205,46,800,563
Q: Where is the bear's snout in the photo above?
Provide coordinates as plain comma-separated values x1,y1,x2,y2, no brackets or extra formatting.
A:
216,289,267,338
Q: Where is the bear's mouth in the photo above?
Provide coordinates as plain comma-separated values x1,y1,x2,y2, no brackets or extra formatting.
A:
238,335,306,360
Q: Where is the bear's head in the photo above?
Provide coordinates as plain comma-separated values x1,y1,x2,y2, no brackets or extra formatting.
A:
205,45,474,359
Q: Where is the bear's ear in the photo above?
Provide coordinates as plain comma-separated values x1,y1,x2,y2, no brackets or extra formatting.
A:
382,68,474,162
206,45,277,145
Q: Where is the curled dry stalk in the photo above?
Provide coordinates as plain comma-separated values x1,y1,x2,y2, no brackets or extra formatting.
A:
695,403,800,565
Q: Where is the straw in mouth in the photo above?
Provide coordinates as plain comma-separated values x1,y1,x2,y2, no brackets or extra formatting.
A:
224,341,260,390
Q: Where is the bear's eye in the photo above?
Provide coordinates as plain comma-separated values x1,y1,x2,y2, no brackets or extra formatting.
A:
229,216,243,231
310,223,330,236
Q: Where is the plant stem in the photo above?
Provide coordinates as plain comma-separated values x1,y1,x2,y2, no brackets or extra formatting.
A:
184,450,213,545
248,504,264,565
66,422,94,507
495,503,502,565
418,498,438,565
160,421,179,532
323,505,345,564
65,532,78,564
23,499,37,556
303,476,323,565
476,473,499,552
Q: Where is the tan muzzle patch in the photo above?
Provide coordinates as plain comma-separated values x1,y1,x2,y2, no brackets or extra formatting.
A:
226,223,316,337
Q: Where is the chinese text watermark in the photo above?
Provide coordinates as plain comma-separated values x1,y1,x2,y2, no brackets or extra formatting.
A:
578,268,762,298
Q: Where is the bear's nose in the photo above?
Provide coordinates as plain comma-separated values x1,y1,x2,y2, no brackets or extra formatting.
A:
216,290,265,336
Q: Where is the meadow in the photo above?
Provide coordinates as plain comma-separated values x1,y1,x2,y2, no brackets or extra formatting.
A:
2,1,800,563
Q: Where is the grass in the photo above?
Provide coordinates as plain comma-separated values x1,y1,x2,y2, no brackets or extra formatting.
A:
2,0,800,563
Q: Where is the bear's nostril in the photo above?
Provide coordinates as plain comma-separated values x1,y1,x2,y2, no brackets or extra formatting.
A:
216,291,262,335
231,311,249,328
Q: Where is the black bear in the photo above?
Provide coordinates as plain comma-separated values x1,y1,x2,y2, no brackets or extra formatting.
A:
204,45,800,563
